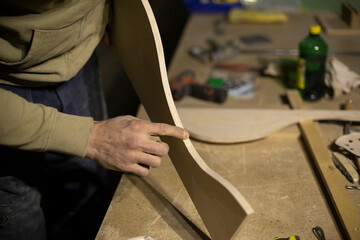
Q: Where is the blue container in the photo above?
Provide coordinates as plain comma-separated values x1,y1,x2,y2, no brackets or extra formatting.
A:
184,0,243,13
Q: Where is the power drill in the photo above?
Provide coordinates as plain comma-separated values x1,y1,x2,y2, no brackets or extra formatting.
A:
170,69,227,103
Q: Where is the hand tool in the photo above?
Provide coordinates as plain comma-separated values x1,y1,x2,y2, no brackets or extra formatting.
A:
273,236,300,240
189,38,240,63
345,185,360,190
170,69,228,103
189,45,210,62
331,153,355,183
312,226,326,240
189,39,360,63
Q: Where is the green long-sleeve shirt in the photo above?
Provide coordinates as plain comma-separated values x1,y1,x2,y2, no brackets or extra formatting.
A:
0,0,109,157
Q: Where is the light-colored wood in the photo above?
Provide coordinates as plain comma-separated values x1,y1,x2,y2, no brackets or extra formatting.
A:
333,152,359,184
316,12,360,35
96,174,211,240
110,1,253,239
178,108,360,143
287,90,360,240
341,2,359,29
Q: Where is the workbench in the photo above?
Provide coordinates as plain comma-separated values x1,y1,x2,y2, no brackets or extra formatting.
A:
96,10,360,240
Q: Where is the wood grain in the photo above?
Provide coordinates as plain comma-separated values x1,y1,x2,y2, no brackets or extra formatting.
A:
178,108,360,143
287,90,360,240
110,1,253,239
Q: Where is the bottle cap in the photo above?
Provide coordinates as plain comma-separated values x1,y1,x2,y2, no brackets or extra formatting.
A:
309,25,321,35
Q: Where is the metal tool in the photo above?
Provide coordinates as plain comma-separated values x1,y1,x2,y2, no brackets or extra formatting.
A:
189,38,240,63
332,155,354,183
346,185,360,190
189,39,360,63
189,45,210,62
312,226,326,240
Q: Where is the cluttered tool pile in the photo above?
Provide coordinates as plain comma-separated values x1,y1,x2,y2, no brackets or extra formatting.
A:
171,1,360,104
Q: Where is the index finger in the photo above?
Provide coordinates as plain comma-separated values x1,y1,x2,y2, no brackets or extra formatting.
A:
147,122,189,140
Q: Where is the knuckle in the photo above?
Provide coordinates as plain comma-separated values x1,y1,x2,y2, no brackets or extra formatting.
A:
141,169,150,177
133,166,149,177
148,142,168,157
123,151,136,163
129,119,143,132
157,123,169,133
126,136,142,149
160,143,169,156
118,162,132,172
152,157,161,168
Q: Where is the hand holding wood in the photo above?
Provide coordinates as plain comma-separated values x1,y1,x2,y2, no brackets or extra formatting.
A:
109,1,254,239
86,115,188,176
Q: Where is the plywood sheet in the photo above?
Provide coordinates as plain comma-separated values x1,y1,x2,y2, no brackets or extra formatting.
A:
110,1,253,239
177,108,360,143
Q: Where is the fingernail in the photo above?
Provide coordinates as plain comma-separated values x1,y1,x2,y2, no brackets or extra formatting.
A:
183,130,190,139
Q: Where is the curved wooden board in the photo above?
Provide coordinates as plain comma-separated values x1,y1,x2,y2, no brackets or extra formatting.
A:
178,108,360,143
110,1,253,239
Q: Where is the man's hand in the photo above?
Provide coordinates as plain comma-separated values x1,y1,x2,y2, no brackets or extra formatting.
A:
85,115,189,176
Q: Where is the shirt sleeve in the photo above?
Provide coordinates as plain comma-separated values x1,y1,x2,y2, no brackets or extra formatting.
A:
0,88,93,157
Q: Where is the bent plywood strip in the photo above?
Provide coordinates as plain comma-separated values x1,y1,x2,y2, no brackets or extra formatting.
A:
110,1,254,239
177,108,360,143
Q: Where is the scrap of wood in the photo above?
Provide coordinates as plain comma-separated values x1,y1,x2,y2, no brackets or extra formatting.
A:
177,108,360,143
341,2,359,29
287,90,360,240
316,11,360,35
332,152,359,184
110,1,253,239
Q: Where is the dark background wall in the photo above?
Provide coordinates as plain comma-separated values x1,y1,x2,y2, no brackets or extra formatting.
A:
96,0,189,119
149,0,189,66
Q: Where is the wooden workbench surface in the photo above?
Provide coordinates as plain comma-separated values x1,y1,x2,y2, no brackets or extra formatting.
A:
96,10,360,240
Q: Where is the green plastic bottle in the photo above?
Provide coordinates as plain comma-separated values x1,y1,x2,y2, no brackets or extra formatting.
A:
296,25,328,101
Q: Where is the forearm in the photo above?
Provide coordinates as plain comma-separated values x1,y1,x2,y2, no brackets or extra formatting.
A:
0,88,93,157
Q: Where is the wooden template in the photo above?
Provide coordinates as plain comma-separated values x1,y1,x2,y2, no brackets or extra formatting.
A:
178,108,360,143
110,1,253,239
287,90,360,240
